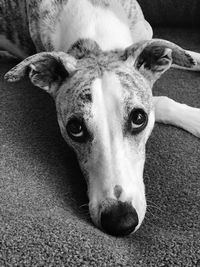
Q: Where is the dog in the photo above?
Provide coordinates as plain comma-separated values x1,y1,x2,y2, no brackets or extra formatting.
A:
1,0,200,236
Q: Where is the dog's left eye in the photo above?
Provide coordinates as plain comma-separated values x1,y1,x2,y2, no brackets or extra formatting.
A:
129,108,148,133
66,118,87,142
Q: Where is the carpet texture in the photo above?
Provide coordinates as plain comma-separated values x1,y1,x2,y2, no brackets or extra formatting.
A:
1,28,200,266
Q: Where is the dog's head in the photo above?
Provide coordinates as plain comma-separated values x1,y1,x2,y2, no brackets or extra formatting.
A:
5,39,195,236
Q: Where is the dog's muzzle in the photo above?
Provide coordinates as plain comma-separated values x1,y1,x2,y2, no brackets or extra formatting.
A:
100,200,139,236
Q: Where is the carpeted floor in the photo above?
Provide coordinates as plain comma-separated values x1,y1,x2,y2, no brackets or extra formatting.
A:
0,28,200,266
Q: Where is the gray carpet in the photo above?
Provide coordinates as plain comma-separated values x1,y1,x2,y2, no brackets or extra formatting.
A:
1,28,200,266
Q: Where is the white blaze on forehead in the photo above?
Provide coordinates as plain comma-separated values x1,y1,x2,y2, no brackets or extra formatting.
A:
92,71,123,141
91,71,124,165
90,72,143,186
90,72,123,203
90,72,123,186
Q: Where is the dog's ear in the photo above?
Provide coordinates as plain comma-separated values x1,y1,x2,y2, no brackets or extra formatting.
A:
4,52,77,97
123,39,196,85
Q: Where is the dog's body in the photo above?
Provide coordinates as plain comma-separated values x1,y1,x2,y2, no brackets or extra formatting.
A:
0,0,152,56
1,0,200,236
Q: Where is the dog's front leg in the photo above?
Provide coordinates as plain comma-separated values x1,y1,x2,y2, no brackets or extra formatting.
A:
154,96,200,138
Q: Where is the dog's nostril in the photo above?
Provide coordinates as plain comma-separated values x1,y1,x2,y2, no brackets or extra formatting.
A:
101,200,138,236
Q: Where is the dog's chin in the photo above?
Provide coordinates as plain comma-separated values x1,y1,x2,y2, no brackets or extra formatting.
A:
89,202,101,229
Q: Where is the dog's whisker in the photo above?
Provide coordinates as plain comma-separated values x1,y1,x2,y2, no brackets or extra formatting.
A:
146,199,160,205
79,210,91,218
146,209,161,220
147,204,164,214
79,203,89,209
146,200,163,212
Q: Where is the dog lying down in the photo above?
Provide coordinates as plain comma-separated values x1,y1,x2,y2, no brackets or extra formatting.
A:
1,0,200,236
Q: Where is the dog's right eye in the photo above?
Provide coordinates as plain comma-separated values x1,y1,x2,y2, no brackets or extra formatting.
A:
129,108,148,134
66,118,88,142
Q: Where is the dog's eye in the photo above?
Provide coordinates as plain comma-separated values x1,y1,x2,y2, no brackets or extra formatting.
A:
129,108,148,133
66,118,87,142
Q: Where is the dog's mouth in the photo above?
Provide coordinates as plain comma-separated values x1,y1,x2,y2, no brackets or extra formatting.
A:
75,142,148,236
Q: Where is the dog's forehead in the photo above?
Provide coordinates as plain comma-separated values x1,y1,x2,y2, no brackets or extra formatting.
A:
57,52,152,120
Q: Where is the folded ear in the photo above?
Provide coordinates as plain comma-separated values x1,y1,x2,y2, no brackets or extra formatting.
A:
4,52,77,96
123,39,196,85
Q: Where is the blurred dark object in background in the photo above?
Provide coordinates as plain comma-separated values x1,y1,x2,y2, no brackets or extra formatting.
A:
138,0,200,26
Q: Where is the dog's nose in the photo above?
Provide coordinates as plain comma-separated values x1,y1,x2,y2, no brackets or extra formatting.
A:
100,200,138,236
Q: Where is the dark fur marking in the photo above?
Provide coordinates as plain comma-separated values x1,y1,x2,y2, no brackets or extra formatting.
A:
68,39,101,59
137,44,195,70
124,40,196,73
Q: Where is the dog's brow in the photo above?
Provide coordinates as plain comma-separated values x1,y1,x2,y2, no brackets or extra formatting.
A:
116,70,141,91
116,70,152,111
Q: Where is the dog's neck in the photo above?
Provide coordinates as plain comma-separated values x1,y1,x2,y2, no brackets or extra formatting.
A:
48,0,133,53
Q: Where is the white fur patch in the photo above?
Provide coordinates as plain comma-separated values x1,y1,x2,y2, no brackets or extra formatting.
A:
51,0,133,51
154,96,200,138
88,72,147,227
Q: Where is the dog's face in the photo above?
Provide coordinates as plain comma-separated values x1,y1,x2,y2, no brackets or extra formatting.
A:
5,39,195,236
56,56,155,235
